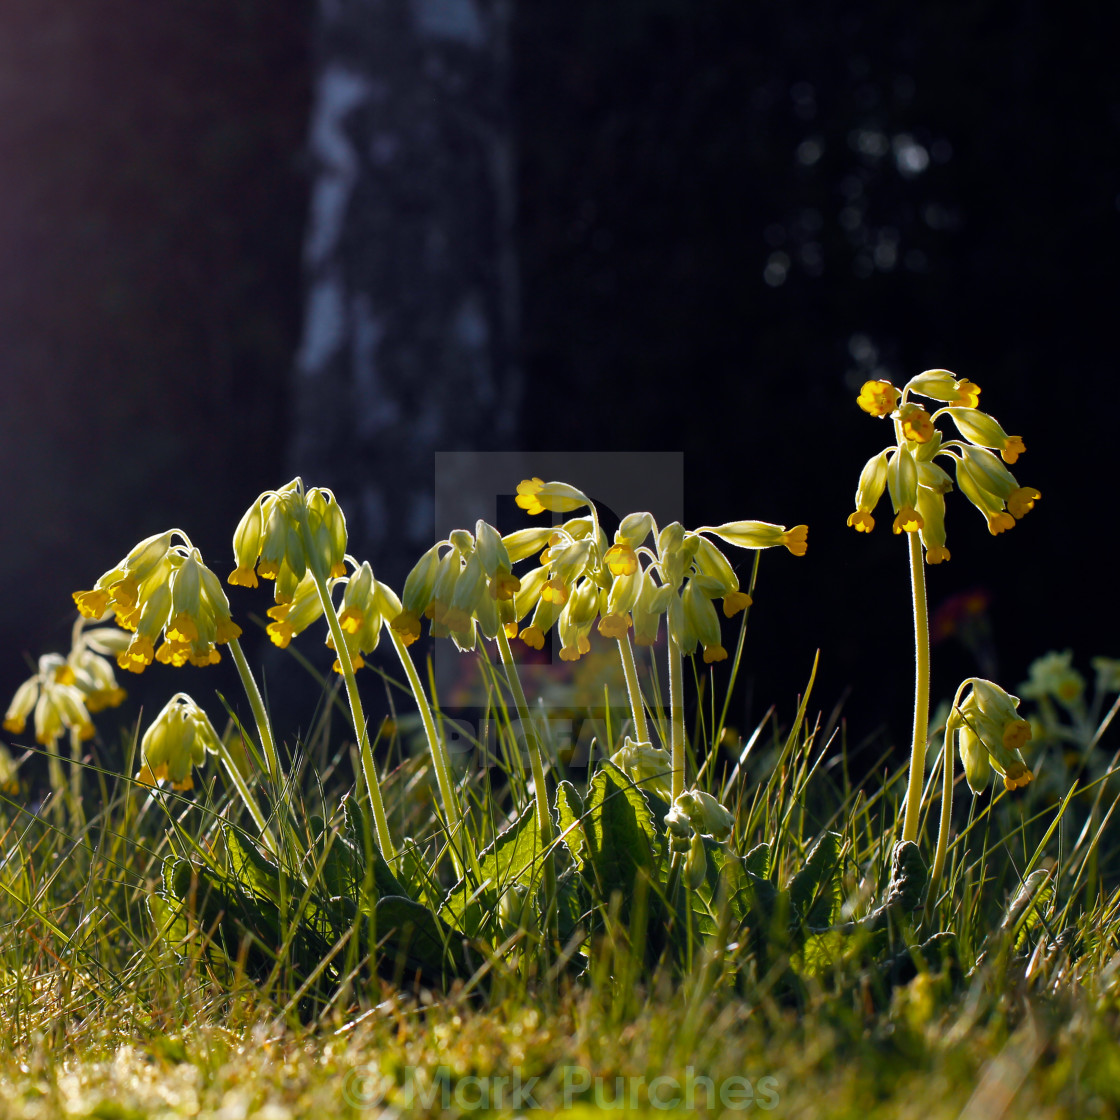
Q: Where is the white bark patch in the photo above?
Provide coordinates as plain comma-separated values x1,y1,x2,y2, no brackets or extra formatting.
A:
305,65,372,268
411,0,485,46
297,273,346,376
351,294,401,437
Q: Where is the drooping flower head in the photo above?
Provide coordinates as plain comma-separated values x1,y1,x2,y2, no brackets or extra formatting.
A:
847,370,1039,562
229,478,348,601
389,520,523,653
4,620,130,747
496,480,807,664
137,692,222,791
946,677,1034,793
73,532,241,674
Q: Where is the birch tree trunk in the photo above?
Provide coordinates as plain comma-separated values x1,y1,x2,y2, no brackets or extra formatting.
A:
292,0,520,584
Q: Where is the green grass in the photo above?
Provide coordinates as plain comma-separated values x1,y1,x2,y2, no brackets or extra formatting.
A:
4,662,1120,1119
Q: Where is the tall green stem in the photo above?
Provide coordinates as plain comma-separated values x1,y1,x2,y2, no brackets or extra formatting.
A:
387,629,477,880
929,681,969,901
669,636,686,802
496,627,557,940
902,531,930,842
617,634,650,745
929,730,954,901
228,638,283,790
305,564,397,861
214,740,279,855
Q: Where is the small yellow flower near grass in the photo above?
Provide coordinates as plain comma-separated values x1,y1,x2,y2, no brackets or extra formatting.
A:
137,693,222,791
930,677,1036,893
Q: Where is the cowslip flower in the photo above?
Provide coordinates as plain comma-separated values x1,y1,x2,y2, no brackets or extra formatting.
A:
504,485,806,664
4,619,130,747
949,678,1034,792
848,371,1038,561
0,744,18,796
611,738,674,801
4,654,94,746
857,379,901,417
74,533,241,673
229,478,347,601
671,787,735,841
1018,650,1085,711
700,520,809,557
327,565,402,671
265,570,325,649
391,522,520,652
137,692,222,791
514,478,591,517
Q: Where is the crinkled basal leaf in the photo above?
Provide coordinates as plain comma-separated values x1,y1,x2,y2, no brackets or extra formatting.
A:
375,896,473,988
794,929,848,978
556,866,588,946
555,780,586,866
882,840,926,914
1001,869,1052,951
149,856,193,953
395,836,443,910
788,831,842,928
744,841,772,880
160,856,335,988
442,804,541,936
225,826,284,904
580,761,657,904
341,796,412,900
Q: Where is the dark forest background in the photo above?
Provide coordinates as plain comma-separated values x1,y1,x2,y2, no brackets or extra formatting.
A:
2,1,1116,775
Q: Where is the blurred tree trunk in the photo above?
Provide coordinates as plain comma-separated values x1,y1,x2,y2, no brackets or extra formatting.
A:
292,0,520,585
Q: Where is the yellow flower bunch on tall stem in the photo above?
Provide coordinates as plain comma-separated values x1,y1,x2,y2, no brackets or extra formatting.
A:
849,371,1039,846
229,478,397,863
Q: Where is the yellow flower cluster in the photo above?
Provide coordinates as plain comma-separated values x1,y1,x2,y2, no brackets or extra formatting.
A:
390,521,525,653
849,370,1039,562
72,532,240,673
394,480,807,665
229,478,348,603
3,622,129,745
136,692,222,791
945,678,1034,793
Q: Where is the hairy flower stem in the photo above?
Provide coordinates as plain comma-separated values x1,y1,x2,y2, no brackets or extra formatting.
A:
214,740,279,856
669,636,686,802
902,531,931,843
617,634,650,745
496,627,558,944
229,638,283,789
306,564,397,862
387,629,477,881
928,732,955,904
929,681,969,901
66,729,87,828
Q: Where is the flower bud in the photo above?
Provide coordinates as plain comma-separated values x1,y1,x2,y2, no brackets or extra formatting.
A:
515,478,590,516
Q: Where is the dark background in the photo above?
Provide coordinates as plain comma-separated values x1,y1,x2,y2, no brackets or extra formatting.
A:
2,1,1115,768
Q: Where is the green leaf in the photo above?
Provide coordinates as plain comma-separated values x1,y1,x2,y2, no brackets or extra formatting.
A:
555,781,586,866
442,805,542,936
375,896,473,988
788,831,842,927
882,840,927,915
1001,869,1053,951
342,796,412,901
580,761,656,905
743,841,772,880
225,827,284,904
794,929,847,977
